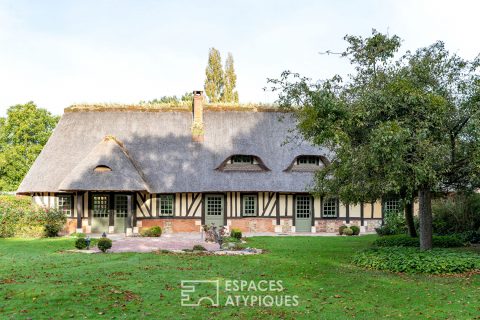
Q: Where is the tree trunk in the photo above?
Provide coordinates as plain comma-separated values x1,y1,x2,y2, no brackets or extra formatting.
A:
418,188,433,250
404,200,417,238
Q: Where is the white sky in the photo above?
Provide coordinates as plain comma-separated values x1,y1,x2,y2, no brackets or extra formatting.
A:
0,0,479,116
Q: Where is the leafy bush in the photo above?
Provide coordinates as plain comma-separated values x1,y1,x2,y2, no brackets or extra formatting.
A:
375,211,407,236
373,234,465,248
457,230,480,244
350,225,360,235
75,238,88,250
0,196,66,238
43,208,67,237
432,194,480,235
97,238,112,252
140,226,162,237
352,247,480,274
192,245,207,251
343,227,353,236
339,225,348,235
230,228,242,240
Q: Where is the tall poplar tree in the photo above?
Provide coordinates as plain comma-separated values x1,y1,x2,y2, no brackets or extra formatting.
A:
222,53,239,103
204,48,224,103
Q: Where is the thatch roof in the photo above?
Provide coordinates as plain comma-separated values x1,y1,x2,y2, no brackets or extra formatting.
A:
58,136,149,192
17,106,330,194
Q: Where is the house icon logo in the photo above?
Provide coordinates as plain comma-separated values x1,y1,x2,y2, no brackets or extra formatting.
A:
180,280,220,307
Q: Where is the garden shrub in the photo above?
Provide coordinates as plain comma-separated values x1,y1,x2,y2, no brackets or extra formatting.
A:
97,238,112,252
230,228,242,240
140,226,162,237
458,230,480,244
375,211,407,236
343,227,353,236
192,245,207,251
350,225,360,235
339,225,348,235
373,234,465,248
352,247,480,274
432,193,480,235
75,238,88,250
0,196,66,238
43,208,67,237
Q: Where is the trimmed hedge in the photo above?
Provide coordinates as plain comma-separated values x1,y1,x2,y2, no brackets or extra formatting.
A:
97,238,112,252
353,247,480,274
140,226,162,237
373,234,465,248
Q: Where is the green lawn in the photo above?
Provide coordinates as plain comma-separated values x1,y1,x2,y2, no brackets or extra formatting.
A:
0,236,479,319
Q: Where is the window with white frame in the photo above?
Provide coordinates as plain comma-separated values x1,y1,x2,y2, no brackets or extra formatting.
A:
159,195,174,216
58,195,72,216
242,195,257,216
384,198,402,214
322,198,337,218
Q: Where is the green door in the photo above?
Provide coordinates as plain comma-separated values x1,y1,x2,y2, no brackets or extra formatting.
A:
295,195,312,232
92,194,109,233
204,195,224,227
114,195,128,233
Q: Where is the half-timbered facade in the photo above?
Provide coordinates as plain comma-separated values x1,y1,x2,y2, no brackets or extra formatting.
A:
18,92,384,234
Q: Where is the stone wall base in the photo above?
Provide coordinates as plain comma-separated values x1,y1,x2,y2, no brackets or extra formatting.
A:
315,219,382,233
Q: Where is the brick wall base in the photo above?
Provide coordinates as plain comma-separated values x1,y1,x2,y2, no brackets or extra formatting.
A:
140,219,200,233
228,218,276,233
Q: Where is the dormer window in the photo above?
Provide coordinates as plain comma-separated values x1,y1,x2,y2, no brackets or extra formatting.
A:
230,155,254,164
94,165,112,173
285,155,327,172
216,155,269,171
296,156,320,165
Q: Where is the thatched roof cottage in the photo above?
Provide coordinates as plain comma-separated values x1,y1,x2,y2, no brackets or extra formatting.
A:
18,92,384,234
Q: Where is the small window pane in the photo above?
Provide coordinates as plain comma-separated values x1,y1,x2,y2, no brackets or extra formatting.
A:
231,155,253,164
322,198,337,217
297,156,319,165
115,195,128,218
206,196,223,216
58,195,72,216
296,196,311,218
93,195,109,218
159,195,174,216
243,195,257,216
384,199,402,214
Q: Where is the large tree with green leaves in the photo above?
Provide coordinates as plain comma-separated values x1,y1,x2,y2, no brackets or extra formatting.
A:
204,48,224,103
222,52,239,103
0,102,59,191
269,30,480,250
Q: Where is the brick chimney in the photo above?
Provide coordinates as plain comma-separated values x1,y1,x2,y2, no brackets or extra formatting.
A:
192,90,204,142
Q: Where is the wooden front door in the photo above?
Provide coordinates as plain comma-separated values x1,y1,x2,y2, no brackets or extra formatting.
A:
92,194,109,233
295,195,312,232
204,195,224,227
114,194,128,233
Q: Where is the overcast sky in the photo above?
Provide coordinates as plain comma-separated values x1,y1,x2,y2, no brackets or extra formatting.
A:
0,0,479,116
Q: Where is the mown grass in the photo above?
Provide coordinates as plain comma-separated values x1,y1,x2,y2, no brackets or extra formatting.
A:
0,235,479,319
